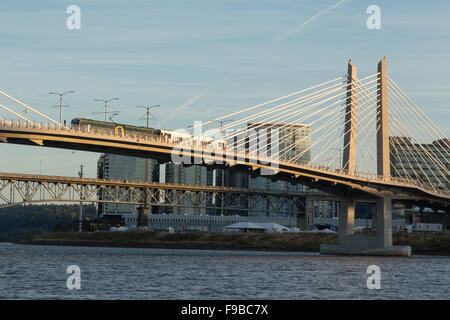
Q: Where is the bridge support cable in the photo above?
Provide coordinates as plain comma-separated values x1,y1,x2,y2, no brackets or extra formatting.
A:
188,76,347,134
387,76,450,157
215,79,349,138
351,77,382,174
325,74,382,173
230,76,380,155
389,112,444,191
294,109,352,165
288,80,379,167
245,98,347,162
0,103,34,125
276,103,348,161
274,80,380,163
387,80,450,161
388,97,449,192
240,77,380,167
389,148,414,182
362,121,382,174
349,109,380,174
323,105,379,172
229,88,349,151
388,121,433,188
388,111,437,183
386,83,449,187
194,74,378,147
386,76,449,194
221,79,358,147
0,90,63,128
384,109,417,183
237,93,348,156
387,90,450,183
291,95,376,167
387,97,450,181
308,92,379,167
338,76,380,173
240,80,379,162
386,109,427,185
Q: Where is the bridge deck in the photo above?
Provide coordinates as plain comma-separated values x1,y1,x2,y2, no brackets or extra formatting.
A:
0,122,448,206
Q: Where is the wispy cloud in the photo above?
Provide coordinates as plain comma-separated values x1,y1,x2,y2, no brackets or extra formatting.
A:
272,0,351,42
160,77,230,128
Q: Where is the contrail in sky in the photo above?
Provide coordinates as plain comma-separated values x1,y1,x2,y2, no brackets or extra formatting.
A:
272,0,351,42
161,77,229,127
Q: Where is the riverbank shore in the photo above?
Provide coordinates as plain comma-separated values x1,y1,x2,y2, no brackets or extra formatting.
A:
19,231,450,255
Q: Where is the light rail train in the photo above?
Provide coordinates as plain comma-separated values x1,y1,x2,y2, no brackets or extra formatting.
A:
71,118,227,151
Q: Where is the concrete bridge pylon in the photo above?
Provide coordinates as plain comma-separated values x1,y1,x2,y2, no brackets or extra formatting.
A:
320,58,411,257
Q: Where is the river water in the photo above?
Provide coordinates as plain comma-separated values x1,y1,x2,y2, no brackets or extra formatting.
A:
0,242,448,299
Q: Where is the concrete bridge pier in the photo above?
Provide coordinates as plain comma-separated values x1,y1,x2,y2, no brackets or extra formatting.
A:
338,196,355,248
376,195,393,248
137,206,149,228
320,195,411,256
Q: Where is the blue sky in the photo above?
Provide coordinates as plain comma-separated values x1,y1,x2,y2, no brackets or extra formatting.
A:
0,0,449,177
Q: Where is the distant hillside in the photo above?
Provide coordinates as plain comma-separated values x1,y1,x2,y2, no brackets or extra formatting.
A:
0,204,96,241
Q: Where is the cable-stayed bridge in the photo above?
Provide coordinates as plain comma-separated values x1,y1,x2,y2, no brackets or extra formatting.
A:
0,58,448,255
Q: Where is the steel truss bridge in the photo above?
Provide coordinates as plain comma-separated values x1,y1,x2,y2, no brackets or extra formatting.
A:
0,172,339,221
0,58,448,255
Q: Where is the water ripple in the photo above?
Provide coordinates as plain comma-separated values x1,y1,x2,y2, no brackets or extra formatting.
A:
0,243,448,299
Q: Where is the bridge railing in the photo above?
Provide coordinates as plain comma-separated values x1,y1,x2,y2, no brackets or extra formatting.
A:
279,160,448,197
0,118,12,126
0,118,168,144
0,118,73,130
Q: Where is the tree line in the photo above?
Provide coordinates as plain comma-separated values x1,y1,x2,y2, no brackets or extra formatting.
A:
0,204,97,241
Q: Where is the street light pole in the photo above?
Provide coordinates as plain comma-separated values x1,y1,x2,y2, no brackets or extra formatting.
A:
94,98,119,122
210,119,234,138
137,105,161,185
137,105,160,128
136,105,160,225
49,90,75,125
